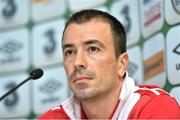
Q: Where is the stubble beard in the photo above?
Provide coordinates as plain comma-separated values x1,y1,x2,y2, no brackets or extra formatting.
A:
71,84,98,101
69,68,97,100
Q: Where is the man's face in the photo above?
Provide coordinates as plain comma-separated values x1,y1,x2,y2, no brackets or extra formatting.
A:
62,19,122,100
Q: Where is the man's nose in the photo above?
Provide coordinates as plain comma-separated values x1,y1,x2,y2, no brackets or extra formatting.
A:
73,50,87,69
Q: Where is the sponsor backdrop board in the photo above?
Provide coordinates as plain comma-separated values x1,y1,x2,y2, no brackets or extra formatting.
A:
0,0,179,119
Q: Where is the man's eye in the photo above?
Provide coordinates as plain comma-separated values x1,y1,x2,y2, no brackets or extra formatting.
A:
89,46,100,52
64,50,75,56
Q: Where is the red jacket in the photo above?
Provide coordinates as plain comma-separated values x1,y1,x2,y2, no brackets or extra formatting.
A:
38,75,180,119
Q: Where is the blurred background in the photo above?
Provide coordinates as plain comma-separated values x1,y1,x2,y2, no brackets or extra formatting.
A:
0,0,180,119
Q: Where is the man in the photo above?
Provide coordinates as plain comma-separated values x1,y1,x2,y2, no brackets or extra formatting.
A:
38,9,180,119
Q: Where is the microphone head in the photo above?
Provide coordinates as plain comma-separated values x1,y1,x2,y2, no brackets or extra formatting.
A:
29,68,44,80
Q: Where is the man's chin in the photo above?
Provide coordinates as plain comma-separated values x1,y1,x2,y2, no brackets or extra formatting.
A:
73,89,97,101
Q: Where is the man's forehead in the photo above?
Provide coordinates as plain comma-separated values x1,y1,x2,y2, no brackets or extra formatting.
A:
65,19,110,30
62,19,113,48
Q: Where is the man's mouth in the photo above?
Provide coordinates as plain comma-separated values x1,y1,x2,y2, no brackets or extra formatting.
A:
73,75,92,83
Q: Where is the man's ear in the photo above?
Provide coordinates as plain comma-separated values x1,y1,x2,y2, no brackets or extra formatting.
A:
117,52,129,78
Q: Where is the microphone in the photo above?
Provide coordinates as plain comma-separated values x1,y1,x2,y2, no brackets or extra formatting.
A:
0,68,43,101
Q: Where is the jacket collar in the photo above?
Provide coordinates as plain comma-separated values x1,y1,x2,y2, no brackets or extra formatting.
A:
61,72,136,119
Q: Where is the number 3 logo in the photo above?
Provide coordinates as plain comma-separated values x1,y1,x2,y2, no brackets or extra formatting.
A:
44,29,56,55
121,5,131,33
3,82,19,107
1,0,17,19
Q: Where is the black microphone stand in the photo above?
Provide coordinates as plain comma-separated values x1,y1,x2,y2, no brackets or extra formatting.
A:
0,68,43,102
0,76,33,101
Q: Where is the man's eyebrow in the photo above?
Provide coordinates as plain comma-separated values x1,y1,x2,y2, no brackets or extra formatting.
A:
84,39,105,48
62,43,74,50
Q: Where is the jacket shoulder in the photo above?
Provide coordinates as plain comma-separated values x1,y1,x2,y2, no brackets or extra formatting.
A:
128,84,180,119
135,84,169,97
38,105,70,119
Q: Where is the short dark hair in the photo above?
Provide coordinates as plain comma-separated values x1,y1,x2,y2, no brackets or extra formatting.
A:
62,9,126,58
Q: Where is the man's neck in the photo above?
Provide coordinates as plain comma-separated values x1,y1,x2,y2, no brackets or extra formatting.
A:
80,80,123,119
